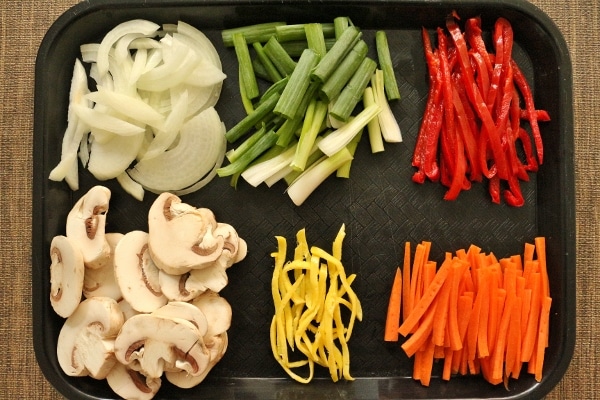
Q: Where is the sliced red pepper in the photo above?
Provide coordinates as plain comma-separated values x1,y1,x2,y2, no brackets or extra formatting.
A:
520,109,550,122
511,59,543,165
452,83,482,182
446,14,509,181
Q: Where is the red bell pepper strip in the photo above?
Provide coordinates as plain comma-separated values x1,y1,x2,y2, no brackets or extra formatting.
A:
446,14,509,181
465,17,493,76
453,83,482,183
511,59,544,165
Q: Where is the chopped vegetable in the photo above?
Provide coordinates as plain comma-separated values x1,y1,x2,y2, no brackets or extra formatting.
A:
220,18,403,205
49,20,227,200
386,238,552,387
412,13,548,205
270,225,362,383
384,267,402,342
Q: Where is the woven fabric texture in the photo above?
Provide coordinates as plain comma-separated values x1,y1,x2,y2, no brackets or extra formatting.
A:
0,0,597,398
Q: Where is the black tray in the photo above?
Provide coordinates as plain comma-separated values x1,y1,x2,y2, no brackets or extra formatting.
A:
32,0,575,398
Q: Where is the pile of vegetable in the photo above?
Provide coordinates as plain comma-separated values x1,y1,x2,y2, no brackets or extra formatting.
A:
384,238,551,387
218,18,402,205
49,20,228,200
270,225,362,382
48,186,247,399
412,12,548,206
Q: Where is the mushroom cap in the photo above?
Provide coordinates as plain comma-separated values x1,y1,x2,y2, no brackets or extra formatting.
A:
147,192,224,274
191,290,232,338
114,313,210,379
66,185,112,269
49,235,85,318
114,230,167,313
106,362,161,400
151,301,208,338
56,297,124,378
214,222,248,267
83,232,123,300
165,332,228,389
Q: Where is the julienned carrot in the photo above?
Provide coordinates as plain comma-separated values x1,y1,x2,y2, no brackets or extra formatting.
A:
393,238,551,387
384,267,402,341
402,242,412,323
399,258,452,337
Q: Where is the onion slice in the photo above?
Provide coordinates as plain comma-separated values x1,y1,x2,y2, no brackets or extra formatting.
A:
127,106,226,192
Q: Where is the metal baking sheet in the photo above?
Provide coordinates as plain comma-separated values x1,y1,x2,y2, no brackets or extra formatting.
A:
32,0,575,398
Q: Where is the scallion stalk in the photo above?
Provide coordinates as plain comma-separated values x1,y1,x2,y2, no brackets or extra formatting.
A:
287,147,354,206
222,22,286,47
275,23,335,42
304,23,327,60
363,86,384,153
241,140,298,187
280,38,336,57
274,48,319,120
318,103,381,156
319,40,368,103
263,36,297,77
371,69,402,142
375,30,401,101
217,129,279,177
232,33,259,100
329,56,378,122
333,16,351,39
291,99,328,171
336,130,363,178
227,125,267,163
311,25,361,83
225,92,280,143
253,42,283,83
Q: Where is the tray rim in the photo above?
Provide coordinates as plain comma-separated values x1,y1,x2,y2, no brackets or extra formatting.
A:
32,0,576,399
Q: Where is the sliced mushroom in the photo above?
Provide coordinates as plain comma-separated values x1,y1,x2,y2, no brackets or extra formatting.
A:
106,361,161,400
114,230,167,313
191,290,232,339
49,235,85,318
147,192,224,275
165,332,228,389
66,185,111,269
57,297,124,379
83,232,123,300
151,301,208,338
214,222,248,267
158,264,228,302
114,313,210,379
118,298,140,321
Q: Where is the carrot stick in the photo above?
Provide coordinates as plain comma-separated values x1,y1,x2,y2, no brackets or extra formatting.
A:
419,338,436,386
521,272,541,362
401,299,437,357
523,242,535,265
505,296,522,379
535,237,549,310
402,242,412,323
491,265,516,381
443,346,454,380
432,266,453,346
384,267,403,341
448,260,469,350
534,296,552,381
452,294,473,372
409,243,427,332
399,258,453,337
476,266,492,358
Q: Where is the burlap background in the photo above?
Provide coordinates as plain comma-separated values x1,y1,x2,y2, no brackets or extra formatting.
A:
1,0,596,398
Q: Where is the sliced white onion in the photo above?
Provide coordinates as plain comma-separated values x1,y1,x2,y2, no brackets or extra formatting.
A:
96,19,160,78
127,107,226,192
87,131,145,181
72,104,146,136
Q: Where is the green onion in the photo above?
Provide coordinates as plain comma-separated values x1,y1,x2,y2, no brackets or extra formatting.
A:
232,33,259,100
336,130,363,178
287,147,354,206
280,38,336,57
333,16,351,39
252,42,283,83
363,86,384,153
217,129,279,177
275,23,335,42
241,140,298,187
291,99,328,171
227,125,268,163
371,69,402,142
238,68,255,115
318,103,381,156
329,56,378,122
304,23,327,60
274,48,319,120
263,36,297,77
222,22,286,47
311,25,361,83
225,92,280,143
319,39,368,103
375,30,401,101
